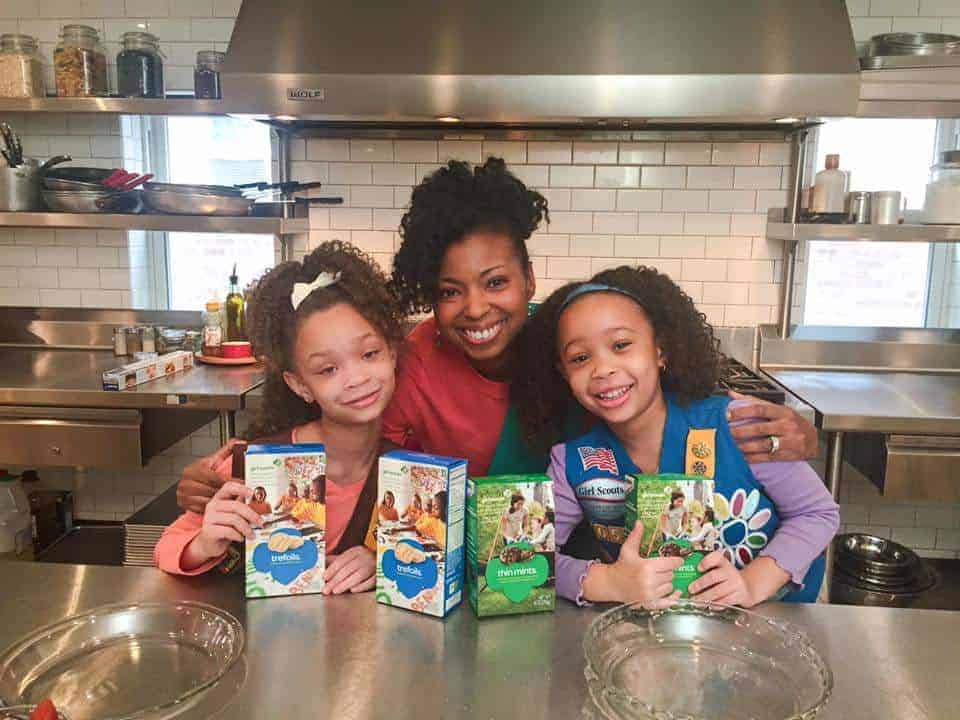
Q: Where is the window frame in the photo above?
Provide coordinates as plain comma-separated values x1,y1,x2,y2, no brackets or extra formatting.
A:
796,118,960,329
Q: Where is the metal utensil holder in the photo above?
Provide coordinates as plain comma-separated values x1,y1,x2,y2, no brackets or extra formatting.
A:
0,159,42,211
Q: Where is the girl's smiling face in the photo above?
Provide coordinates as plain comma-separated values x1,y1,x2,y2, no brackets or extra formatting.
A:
283,302,397,426
557,292,665,427
434,231,535,380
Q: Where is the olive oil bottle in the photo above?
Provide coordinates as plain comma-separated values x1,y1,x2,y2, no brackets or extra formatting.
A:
225,263,246,341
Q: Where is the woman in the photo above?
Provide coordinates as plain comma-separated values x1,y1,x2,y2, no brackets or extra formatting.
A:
176,158,818,511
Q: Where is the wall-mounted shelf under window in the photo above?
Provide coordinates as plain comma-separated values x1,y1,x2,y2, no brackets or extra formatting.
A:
0,213,309,234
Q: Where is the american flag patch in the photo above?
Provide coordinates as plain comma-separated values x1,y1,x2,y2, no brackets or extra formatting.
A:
578,446,619,474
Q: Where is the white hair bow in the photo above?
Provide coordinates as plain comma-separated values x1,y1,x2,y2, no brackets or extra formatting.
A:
291,270,341,310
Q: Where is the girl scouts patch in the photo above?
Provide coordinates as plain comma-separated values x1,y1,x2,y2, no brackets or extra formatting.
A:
575,476,633,523
578,446,619,474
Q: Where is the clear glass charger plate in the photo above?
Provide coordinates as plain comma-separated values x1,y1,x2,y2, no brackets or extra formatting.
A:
0,601,244,720
583,601,832,720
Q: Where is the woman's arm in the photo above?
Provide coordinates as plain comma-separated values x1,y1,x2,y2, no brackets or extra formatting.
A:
750,460,840,588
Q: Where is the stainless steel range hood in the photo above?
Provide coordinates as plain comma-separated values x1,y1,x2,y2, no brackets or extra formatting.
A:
222,0,860,127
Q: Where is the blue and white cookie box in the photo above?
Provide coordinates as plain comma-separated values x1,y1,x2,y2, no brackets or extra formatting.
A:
376,450,467,617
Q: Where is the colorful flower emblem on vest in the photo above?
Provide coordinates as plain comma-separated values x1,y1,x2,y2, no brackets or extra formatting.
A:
713,487,772,567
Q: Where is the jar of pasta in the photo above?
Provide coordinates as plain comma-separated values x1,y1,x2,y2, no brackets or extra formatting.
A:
0,34,46,98
54,24,108,97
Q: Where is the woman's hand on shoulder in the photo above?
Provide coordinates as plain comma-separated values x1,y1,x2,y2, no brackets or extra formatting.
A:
177,440,243,513
323,545,376,595
583,521,682,608
726,391,818,464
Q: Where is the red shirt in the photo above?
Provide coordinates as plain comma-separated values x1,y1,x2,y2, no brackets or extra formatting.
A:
382,318,510,476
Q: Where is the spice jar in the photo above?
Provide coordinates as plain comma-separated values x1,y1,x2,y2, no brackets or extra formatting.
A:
117,31,164,98
54,24,108,97
194,50,225,99
0,34,45,98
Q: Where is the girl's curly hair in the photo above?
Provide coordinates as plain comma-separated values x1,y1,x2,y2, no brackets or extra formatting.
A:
390,156,548,314
244,240,403,439
511,265,721,452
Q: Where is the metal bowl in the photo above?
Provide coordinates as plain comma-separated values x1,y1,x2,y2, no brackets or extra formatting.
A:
867,31,960,56
836,534,918,574
0,601,244,720
583,601,832,720
41,189,117,213
43,167,117,184
142,182,243,197
831,567,937,608
42,177,104,191
141,187,252,216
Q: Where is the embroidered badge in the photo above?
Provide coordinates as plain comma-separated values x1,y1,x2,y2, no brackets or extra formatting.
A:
578,446,619,475
691,460,708,476
691,442,712,459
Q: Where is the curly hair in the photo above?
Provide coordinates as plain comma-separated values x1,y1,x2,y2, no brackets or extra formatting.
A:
244,240,404,439
511,265,721,452
390,156,549,314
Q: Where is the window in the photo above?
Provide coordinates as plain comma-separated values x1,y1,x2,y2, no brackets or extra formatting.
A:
156,117,276,311
801,118,939,327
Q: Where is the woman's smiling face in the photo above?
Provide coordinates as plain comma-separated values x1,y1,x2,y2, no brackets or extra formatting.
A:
434,230,535,380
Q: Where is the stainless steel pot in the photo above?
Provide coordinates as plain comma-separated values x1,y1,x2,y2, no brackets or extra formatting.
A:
141,187,252,215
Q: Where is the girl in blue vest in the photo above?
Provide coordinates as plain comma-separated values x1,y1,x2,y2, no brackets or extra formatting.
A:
511,266,839,607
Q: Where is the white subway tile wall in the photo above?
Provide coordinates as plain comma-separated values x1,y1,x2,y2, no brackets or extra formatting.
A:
294,135,795,327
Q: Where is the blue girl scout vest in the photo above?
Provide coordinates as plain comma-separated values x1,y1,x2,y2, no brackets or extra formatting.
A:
564,393,825,602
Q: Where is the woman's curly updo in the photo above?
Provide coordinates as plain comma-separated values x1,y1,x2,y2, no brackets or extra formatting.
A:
510,265,721,451
245,240,403,439
390,156,549,314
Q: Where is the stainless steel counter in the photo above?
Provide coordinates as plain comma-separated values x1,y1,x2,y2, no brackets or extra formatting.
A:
0,349,263,411
765,370,960,436
0,560,956,720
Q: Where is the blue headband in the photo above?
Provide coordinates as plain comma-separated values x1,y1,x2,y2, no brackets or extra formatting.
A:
559,282,642,312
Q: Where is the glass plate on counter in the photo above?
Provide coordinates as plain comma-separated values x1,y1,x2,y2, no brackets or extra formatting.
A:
0,601,244,720
583,601,832,720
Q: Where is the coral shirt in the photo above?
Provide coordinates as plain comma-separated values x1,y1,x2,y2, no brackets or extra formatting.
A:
382,318,510,476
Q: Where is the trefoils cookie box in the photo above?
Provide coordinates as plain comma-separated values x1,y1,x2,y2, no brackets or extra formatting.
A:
375,450,467,618
244,443,326,599
466,474,556,617
624,473,716,597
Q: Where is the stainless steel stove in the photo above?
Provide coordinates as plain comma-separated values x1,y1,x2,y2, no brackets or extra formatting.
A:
716,357,785,404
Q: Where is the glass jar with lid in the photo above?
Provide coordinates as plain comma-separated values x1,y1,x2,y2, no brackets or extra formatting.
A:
54,24,108,97
194,50,225,99
0,34,46,98
117,31,164,98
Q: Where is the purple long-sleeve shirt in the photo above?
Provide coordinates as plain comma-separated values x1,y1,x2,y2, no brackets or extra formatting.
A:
550,441,840,605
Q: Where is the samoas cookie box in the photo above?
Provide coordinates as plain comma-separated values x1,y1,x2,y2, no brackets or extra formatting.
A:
625,473,716,596
375,450,467,617
466,475,556,617
244,444,326,599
